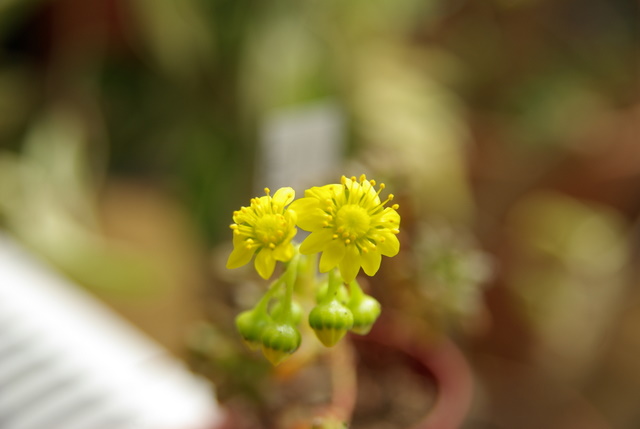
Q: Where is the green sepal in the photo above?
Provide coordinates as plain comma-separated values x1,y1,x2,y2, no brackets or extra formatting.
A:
270,299,303,326
235,309,272,350
308,300,354,347
348,294,381,335
260,323,302,365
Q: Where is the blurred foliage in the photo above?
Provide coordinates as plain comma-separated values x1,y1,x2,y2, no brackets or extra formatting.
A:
506,192,629,382
0,108,162,295
415,222,492,330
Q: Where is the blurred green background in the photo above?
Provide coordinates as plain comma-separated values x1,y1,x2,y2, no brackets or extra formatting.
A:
0,0,638,427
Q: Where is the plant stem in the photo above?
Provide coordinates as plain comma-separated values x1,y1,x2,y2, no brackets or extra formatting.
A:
274,251,299,323
348,278,365,302
322,268,342,304
254,275,285,314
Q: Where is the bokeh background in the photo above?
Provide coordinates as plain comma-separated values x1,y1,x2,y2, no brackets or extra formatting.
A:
0,0,638,428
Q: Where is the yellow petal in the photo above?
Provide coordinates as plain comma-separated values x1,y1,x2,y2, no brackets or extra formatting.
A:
255,249,276,279
305,184,341,200
232,234,253,251
360,179,381,206
313,327,348,347
255,195,270,207
297,208,328,231
284,225,298,243
289,197,320,220
380,209,400,225
286,208,298,224
319,240,346,272
273,242,294,262
339,245,361,283
227,244,255,269
378,233,400,257
361,249,382,276
272,187,295,206
300,229,334,254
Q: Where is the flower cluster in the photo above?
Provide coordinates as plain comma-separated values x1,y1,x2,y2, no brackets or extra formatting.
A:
226,175,400,364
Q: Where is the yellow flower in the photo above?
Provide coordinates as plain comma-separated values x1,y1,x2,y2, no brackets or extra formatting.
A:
227,187,297,279
290,175,400,283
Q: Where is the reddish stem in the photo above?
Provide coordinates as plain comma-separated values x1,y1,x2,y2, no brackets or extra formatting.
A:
326,338,358,423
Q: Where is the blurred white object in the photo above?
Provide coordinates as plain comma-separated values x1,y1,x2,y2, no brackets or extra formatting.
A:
258,100,343,194
0,233,223,429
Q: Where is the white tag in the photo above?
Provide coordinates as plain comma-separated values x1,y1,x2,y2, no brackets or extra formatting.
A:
257,100,344,195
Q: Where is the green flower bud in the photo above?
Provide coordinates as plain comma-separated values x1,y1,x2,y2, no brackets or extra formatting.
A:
270,299,303,326
348,294,381,335
315,281,350,305
308,300,354,347
260,323,301,366
235,309,271,350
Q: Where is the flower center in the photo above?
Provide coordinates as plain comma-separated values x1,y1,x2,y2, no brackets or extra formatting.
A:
254,214,286,247
335,205,370,242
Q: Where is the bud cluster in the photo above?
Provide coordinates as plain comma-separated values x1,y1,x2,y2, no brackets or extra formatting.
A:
307,276,381,347
236,264,382,365
235,296,303,365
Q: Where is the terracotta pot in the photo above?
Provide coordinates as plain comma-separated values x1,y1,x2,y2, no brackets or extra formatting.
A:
352,313,474,429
